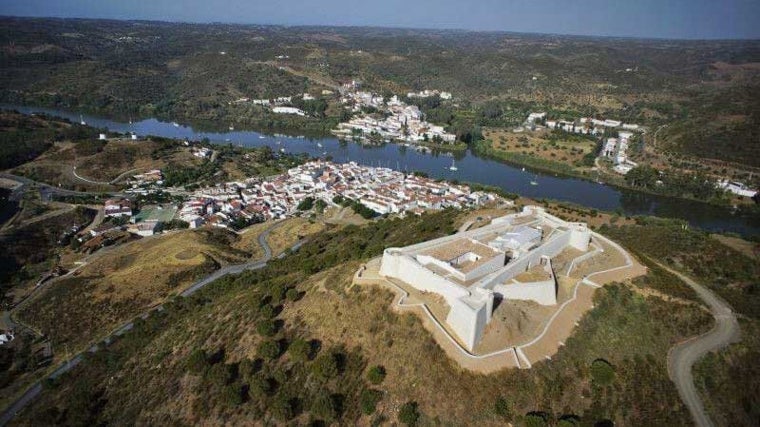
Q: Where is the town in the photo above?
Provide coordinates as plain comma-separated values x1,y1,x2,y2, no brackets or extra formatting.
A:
331,86,457,144
89,161,498,240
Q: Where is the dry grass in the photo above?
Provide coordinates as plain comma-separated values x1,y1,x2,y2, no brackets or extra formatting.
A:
229,221,272,259
710,234,759,260
483,128,596,166
18,228,251,351
266,217,326,255
12,138,200,190
281,263,510,424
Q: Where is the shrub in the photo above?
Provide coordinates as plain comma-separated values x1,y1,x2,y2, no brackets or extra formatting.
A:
286,288,302,302
259,304,276,319
360,388,382,415
248,375,273,399
398,401,420,426
366,365,386,384
310,390,338,421
493,396,512,419
223,384,244,406
311,353,338,380
288,338,310,362
271,392,294,421
257,340,281,360
524,412,549,427
256,319,277,337
187,348,208,373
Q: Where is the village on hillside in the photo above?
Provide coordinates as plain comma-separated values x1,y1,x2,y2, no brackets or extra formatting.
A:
79,161,498,248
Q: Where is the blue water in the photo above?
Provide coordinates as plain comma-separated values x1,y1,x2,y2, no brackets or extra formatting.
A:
5,104,758,236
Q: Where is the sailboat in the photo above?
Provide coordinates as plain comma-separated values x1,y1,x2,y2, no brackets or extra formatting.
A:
449,160,458,171
530,174,539,185
79,115,86,126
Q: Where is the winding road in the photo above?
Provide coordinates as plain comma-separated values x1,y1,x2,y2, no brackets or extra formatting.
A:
663,263,741,427
0,219,301,426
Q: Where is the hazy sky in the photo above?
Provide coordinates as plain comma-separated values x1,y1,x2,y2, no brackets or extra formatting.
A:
2,0,759,40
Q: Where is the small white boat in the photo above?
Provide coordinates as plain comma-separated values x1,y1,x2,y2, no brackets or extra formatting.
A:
79,115,86,126
530,180,538,186
449,160,458,171
172,122,180,127
259,135,266,139
521,167,526,172
317,142,323,148
280,148,286,153
322,151,327,155
229,125,234,131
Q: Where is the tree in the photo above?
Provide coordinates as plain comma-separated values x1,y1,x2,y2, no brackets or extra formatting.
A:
366,365,386,385
297,196,315,211
398,401,420,426
590,359,615,386
624,165,659,189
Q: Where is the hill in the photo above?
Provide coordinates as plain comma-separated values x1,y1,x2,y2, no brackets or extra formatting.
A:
11,209,728,426
2,18,759,168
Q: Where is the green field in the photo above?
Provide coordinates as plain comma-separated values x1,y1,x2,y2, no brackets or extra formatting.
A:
133,205,177,223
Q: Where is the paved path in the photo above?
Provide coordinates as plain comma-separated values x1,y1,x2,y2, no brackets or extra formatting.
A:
0,220,299,426
0,173,121,202
457,219,475,234
662,263,740,427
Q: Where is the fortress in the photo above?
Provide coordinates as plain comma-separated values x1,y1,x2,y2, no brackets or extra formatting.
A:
379,206,592,351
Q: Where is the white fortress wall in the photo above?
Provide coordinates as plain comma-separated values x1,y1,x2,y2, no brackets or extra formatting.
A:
416,252,506,282
493,279,557,305
567,223,591,251
462,253,507,281
446,289,491,351
474,228,573,291
380,249,469,305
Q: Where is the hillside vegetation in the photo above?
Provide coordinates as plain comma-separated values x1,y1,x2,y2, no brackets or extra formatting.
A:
2,18,759,167
14,211,715,426
17,228,250,351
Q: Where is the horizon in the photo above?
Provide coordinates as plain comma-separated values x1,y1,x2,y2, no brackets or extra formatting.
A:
1,0,760,41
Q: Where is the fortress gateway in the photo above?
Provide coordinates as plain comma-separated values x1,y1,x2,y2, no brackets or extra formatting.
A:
379,206,591,351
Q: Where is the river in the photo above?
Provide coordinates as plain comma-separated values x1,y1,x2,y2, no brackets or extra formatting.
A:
5,105,759,236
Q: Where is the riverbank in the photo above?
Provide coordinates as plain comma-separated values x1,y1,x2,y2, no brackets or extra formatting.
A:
471,138,743,210
4,104,758,237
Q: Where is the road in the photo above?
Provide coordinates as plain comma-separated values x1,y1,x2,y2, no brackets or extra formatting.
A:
0,173,119,202
0,220,301,426
663,263,741,427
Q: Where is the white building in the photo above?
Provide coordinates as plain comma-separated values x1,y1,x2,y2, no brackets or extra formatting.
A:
272,107,306,116
718,180,758,198
379,206,591,351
